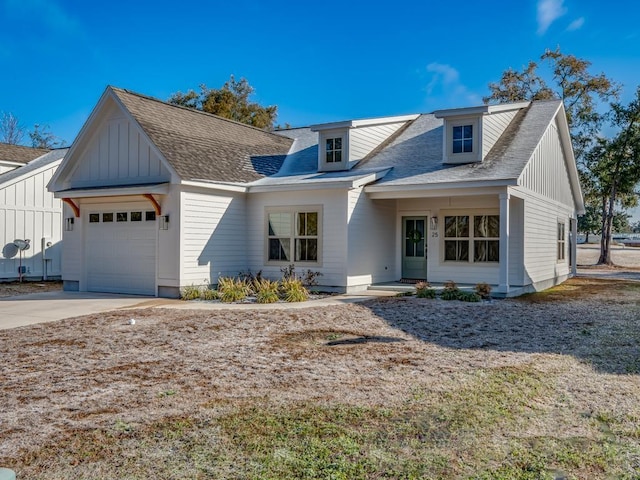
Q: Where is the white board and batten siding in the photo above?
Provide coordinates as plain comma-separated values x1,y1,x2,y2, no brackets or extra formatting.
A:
246,189,348,289
347,188,396,290
180,189,247,286
349,122,407,163
68,113,171,189
482,110,518,158
0,161,62,280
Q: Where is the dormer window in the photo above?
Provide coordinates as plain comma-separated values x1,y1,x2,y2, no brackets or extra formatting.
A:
452,125,473,154
326,137,343,163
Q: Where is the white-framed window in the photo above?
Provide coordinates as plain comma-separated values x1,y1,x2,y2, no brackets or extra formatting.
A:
267,207,321,264
444,214,499,263
452,124,473,154
325,137,343,163
557,221,566,261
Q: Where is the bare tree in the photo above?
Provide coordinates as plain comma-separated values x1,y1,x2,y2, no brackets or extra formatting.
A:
0,112,26,145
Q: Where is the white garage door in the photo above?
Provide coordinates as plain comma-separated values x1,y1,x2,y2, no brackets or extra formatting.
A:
86,204,157,295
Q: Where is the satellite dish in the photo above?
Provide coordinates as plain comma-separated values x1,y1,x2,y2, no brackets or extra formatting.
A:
13,239,30,251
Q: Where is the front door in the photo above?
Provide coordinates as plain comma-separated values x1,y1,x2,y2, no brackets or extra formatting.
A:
402,216,427,279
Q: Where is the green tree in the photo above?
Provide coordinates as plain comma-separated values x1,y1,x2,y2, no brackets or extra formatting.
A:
29,124,65,149
169,76,277,130
485,48,619,159
586,89,640,264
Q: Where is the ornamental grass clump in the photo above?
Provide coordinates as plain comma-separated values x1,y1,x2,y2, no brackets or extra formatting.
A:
415,281,436,299
217,277,251,303
254,279,280,304
180,284,203,301
280,277,309,302
475,282,492,299
457,291,482,302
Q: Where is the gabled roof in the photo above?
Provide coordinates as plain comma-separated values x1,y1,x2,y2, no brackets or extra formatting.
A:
0,148,67,187
359,100,563,186
0,143,50,164
110,88,293,183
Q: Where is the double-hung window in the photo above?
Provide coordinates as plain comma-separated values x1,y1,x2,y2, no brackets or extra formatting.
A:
444,214,499,262
267,208,320,263
557,222,566,261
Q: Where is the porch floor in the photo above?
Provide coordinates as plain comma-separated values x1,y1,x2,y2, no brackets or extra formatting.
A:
367,282,525,298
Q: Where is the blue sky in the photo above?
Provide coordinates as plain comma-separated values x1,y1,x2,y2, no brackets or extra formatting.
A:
0,0,638,145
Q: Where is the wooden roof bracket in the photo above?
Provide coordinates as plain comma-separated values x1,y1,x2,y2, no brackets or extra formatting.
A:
62,198,80,217
143,194,162,215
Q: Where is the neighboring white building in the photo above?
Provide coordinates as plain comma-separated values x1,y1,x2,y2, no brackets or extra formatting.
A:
49,87,584,297
0,145,68,281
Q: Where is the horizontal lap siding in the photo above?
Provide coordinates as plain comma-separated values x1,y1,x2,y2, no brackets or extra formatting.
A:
246,190,347,288
181,190,246,286
347,189,396,286
349,123,406,161
515,188,572,283
0,163,63,279
482,111,517,158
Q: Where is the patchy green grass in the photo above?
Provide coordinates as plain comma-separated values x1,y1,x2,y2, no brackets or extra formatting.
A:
10,364,640,479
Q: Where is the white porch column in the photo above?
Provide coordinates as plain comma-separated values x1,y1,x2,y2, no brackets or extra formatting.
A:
498,191,510,294
571,217,578,276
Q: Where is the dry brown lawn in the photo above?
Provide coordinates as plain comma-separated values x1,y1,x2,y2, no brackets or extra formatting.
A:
0,281,62,298
1,277,640,478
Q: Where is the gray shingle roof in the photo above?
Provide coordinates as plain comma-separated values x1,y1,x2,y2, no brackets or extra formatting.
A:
0,148,67,186
111,88,293,183
0,143,50,164
359,99,561,187
268,100,562,189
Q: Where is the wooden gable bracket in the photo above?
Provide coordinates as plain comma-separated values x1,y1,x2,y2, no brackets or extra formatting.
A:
62,198,80,217
143,194,162,215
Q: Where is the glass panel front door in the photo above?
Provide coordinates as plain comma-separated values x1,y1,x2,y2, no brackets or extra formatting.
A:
402,216,427,279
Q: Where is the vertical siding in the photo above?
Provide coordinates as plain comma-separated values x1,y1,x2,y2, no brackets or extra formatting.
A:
482,110,517,158
69,115,170,188
519,121,575,206
180,189,247,286
246,189,348,288
346,188,396,288
0,162,63,280
349,122,406,162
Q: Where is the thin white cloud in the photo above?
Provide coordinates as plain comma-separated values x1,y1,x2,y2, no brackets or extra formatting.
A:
537,0,567,35
567,17,585,31
425,63,482,107
4,0,80,34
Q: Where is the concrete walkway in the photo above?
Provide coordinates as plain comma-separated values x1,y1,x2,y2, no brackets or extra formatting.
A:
0,291,160,330
0,290,398,330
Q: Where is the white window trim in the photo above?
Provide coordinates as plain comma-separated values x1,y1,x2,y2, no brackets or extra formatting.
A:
443,117,481,164
441,211,500,264
265,206,323,266
557,220,566,262
319,130,348,172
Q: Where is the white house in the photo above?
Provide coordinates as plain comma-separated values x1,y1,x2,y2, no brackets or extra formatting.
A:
49,86,584,297
1,144,67,281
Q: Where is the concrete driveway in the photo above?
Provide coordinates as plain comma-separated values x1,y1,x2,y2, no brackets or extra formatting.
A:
0,291,160,330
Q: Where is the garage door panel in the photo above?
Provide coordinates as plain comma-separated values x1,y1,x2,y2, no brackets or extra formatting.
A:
86,205,156,296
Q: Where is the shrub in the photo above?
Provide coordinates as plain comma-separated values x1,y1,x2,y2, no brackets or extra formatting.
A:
217,277,250,303
280,264,323,287
458,291,481,302
200,288,218,301
180,284,203,301
440,280,461,301
280,277,309,302
415,281,436,299
475,282,492,299
254,279,280,304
